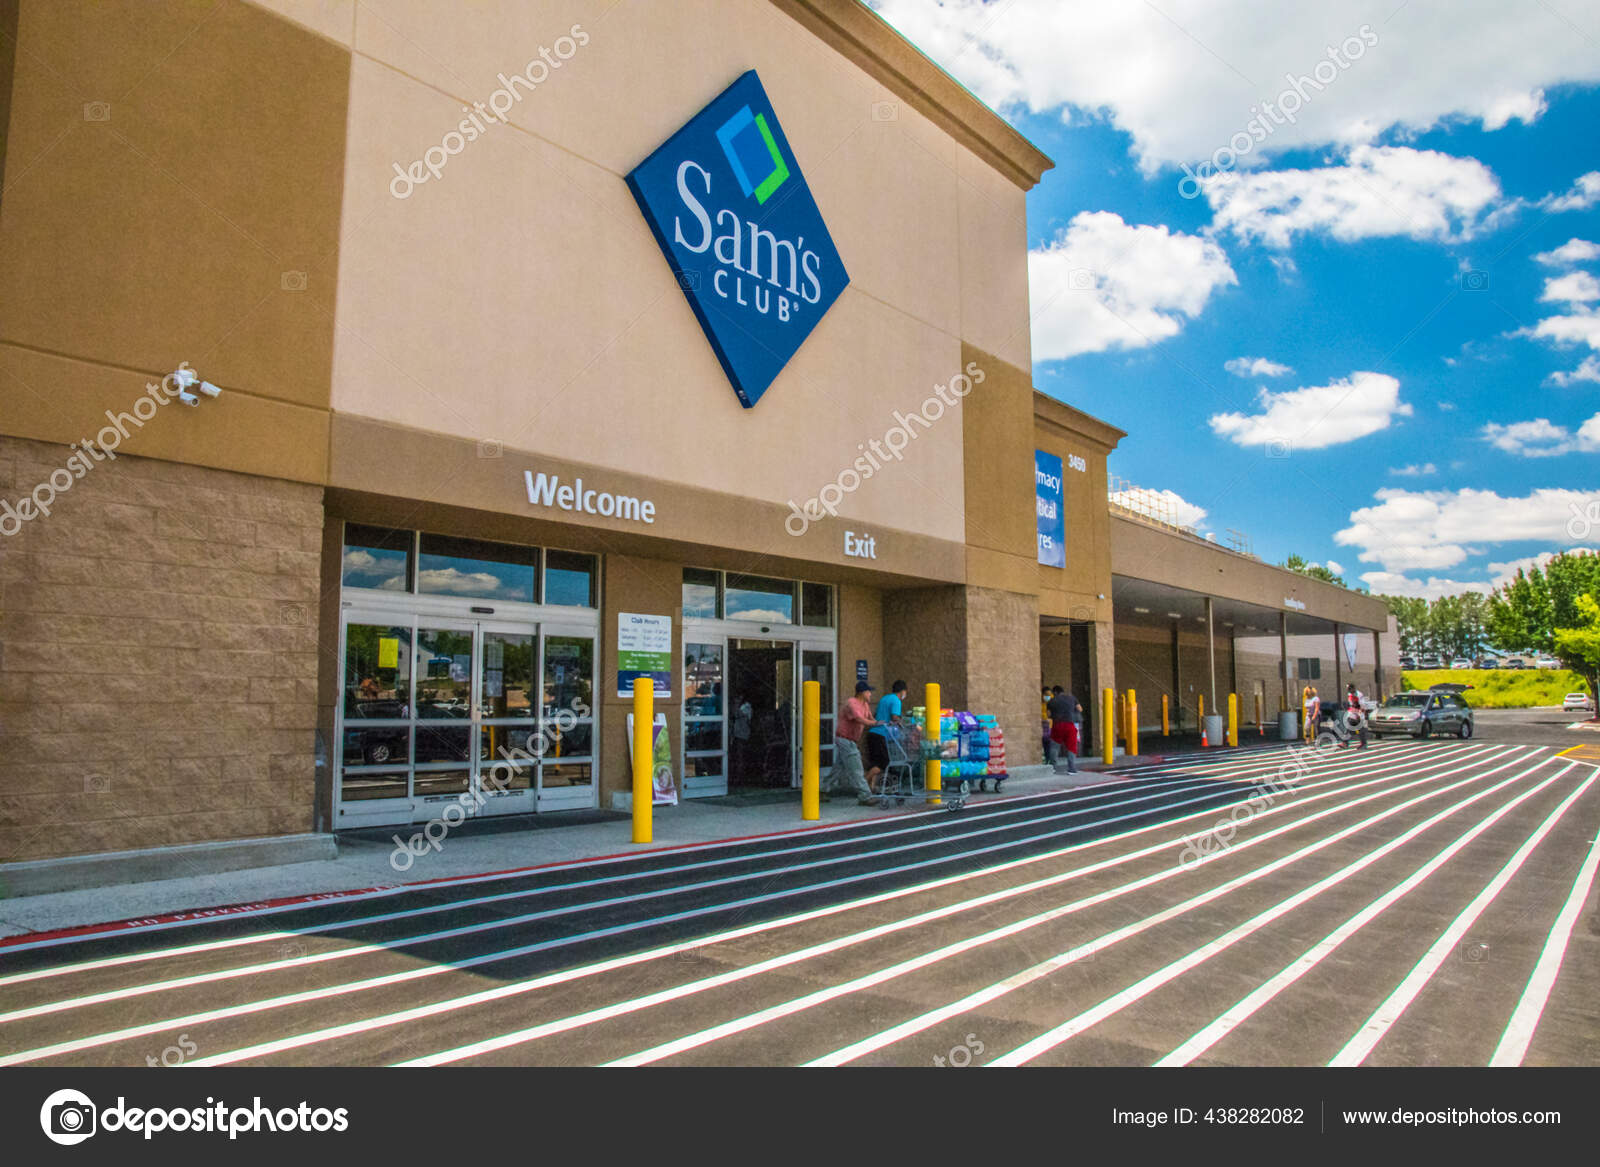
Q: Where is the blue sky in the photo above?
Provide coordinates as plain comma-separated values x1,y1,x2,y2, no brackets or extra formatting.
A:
869,1,1600,599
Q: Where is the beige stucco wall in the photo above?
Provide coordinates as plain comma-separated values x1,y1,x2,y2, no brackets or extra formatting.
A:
325,0,1034,547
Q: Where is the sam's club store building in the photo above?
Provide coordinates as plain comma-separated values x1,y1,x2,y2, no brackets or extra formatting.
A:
0,0,1220,885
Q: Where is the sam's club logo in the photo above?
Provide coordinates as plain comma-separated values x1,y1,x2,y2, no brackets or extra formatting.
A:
627,70,849,409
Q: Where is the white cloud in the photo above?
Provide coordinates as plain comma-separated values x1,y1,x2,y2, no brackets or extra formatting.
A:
1534,238,1600,267
1359,571,1496,600
1029,211,1236,361
1519,307,1600,351
1225,356,1293,378
1336,486,1600,572
1539,171,1600,212
1209,371,1410,449
1203,146,1505,248
1390,463,1438,477
1481,415,1600,457
1324,559,1346,576
1541,271,1600,304
1547,356,1600,386
1486,548,1600,584
864,1,1598,172
1109,486,1208,529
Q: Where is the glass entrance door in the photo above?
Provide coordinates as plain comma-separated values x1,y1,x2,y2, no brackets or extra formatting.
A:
337,611,596,825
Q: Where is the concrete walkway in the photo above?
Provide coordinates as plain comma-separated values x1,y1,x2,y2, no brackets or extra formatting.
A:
0,741,1284,941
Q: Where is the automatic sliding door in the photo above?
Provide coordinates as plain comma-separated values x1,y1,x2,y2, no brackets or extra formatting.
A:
413,624,474,799
539,630,596,810
339,621,412,808
684,641,727,797
476,625,537,814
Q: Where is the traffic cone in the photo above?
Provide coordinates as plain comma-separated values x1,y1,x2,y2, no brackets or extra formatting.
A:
1201,726,1209,748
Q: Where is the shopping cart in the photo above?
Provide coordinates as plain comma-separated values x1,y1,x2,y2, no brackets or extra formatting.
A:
880,724,966,811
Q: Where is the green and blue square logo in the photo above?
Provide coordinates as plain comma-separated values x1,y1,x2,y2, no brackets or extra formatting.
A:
627,71,849,409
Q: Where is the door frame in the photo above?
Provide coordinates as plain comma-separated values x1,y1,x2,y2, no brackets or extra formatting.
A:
680,618,837,793
335,591,599,828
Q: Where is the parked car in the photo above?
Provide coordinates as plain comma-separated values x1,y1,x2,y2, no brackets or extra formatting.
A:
1450,657,1472,670
1563,692,1595,713
1535,657,1562,670
1399,655,1418,670
1368,690,1475,739
1503,658,1526,669
1475,656,1501,669
1418,655,1443,669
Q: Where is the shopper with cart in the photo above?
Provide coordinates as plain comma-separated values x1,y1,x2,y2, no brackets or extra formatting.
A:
826,681,885,805
866,679,908,787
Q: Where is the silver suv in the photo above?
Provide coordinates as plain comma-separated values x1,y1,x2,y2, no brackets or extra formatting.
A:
1370,690,1475,739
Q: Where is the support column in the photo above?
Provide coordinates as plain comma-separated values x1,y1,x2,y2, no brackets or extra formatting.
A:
1373,629,1384,701
1333,621,1343,696
1205,596,1217,713
1279,611,1290,713
1170,621,1181,733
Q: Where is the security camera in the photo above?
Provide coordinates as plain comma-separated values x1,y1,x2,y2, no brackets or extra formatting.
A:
198,380,222,398
177,390,199,406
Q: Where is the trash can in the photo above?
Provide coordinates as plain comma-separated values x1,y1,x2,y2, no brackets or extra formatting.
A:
1278,711,1299,741
1204,714,1225,745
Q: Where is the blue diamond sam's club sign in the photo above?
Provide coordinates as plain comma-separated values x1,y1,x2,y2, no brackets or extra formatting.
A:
627,70,849,409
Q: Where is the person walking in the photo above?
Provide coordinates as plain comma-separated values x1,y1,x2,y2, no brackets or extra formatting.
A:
1046,685,1081,774
1344,683,1369,749
825,681,884,805
867,680,908,793
1302,685,1320,744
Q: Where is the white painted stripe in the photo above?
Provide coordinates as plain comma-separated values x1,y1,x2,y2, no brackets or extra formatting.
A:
607,751,1542,1066
1010,764,1586,1066
1491,773,1600,1065
0,760,1336,1019
1157,761,1593,1066
1329,762,1596,1066
187,747,1490,1067
0,745,1481,1067
3,743,1449,1025
399,746,1492,1067
0,748,1310,978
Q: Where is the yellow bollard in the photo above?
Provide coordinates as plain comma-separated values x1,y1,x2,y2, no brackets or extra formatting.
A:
1162,693,1170,738
1102,687,1115,765
631,677,653,844
1127,689,1138,757
925,682,941,806
802,679,820,821
1228,692,1239,748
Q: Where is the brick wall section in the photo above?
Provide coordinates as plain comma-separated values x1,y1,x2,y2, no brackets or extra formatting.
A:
963,585,1042,767
883,585,969,713
881,584,1043,769
0,436,323,864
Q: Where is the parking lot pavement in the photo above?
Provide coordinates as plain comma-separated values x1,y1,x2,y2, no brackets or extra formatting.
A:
3,739,1595,1068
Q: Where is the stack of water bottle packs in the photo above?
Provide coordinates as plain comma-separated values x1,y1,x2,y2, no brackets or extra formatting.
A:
899,707,1008,787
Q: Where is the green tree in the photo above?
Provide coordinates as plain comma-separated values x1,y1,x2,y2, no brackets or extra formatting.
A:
1486,567,1553,654
1378,594,1430,655
1553,594,1600,721
1285,554,1347,588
